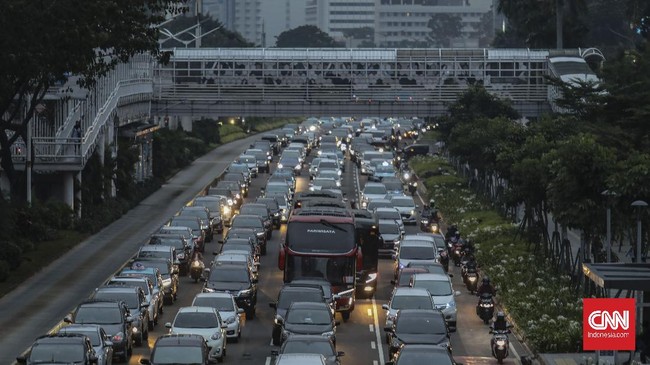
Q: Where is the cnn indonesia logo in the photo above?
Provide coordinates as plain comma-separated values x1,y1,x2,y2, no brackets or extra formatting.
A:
583,298,636,350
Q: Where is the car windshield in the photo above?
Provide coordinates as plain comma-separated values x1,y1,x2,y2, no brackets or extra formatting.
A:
110,279,150,294
282,341,334,356
171,219,200,230
240,156,256,164
286,308,331,325
376,165,395,174
364,185,387,195
396,315,447,334
232,217,262,228
400,246,436,260
278,290,324,309
229,165,248,173
75,306,123,324
414,279,452,296
30,343,85,363
93,292,140,310
222,245,252,254
138,250,170,260
391,295,433,310
192,297,235,312
379,223,400,235
376,210,400,220
398,272,420,286
392,197,414,207
240,207,267,216
266,184,288,194
136,261,170,277
397,350,452,364
174,312,219,329
62,329,101,346
313,179,338,188
209,267,250,283
319,162,337,169
151,237,185,251
152,346,204,364
194,200,221,212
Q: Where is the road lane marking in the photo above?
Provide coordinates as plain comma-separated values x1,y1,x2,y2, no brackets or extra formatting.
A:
373,361,379,365
509,342,520,360
371,341,376,349
265,356,271,365
369,324,374,332
269,339,274,346
371,297,385,365
367,308,373,317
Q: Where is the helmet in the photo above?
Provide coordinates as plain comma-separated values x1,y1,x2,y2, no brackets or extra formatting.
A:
496,311,505,321
482,277,490,285
454,230,461,238
429,199,435,206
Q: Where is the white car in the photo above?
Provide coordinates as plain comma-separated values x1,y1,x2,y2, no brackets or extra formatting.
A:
165,306,227,362
192,292,245,341
410,272,460,330
309,177,341,192
361,182,388,208
381,287,435,337
389,195,418,225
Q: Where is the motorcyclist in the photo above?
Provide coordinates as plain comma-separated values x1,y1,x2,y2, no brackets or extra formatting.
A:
421,201,432,220
491,311,509,332
192,251,203,262
477,277,496,297
464,253,478,273
445,225,459,242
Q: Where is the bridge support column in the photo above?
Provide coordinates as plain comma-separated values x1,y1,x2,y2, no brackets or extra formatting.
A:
75,172,82,218
180,116,193,132
63,172,75,211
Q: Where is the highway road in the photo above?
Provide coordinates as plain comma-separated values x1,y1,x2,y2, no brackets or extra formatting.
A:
1,131,528,365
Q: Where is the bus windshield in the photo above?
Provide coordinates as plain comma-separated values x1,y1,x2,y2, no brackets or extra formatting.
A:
285,255,356,286
286,221,355,253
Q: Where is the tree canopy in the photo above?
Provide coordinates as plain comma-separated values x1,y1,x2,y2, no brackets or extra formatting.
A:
427,13,462,48
0,0,185,196
276,25,343,48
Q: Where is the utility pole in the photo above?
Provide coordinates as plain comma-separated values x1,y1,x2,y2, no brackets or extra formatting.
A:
556,0,563,49
195,0,203,48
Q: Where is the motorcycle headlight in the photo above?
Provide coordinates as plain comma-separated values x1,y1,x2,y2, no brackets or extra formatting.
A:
211,331,223,340
273,212,280,217
421,219,429,224
224,316,237,324
236,193,241,199
365,272,378,283
295,164,301,170
403,172,410,180
227,199,233,206
278,163,284,169
431,224,438,232
162,278,171,287
191,260,202,268
177,252,185,260
337,170,342,176
496,339,506,347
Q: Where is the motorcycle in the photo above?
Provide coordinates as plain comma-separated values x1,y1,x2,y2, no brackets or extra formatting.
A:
490,329,511,364
476,293,495,324
407,181,417,196
451,242,464,267
190,257,205,283
464,270,479,293
438,250,449,273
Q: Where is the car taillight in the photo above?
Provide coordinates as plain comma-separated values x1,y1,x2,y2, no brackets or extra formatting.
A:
112,332,124,342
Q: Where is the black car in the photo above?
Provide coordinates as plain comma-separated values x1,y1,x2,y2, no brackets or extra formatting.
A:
17,333,98,365
64,299,134,362
384,309,450,358
91,285,150,346
270,285,327,345
387,344,457,365
230,215,267,255
149,234,192,275
272,335,344,365
255,197,282,228
277,302,339,346
239,203,272,239
203,263,258,319
140,334,210,365
261,133,281,152
131,258,179,305
401,144,429,160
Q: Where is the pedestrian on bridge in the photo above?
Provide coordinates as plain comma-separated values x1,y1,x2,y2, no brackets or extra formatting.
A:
71,121,82,154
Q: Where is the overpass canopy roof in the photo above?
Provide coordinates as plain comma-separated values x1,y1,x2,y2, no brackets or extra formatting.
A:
583,263,650,291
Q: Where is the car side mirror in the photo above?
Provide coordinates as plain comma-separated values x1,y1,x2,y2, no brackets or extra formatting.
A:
332,294,341,301
165,322,172,328
337,351,345,357
140,358,152,365
104,340,113,347
238,308,245,314
382,304,389,310
126,316,134,323
335,320,341,326
271,350,279,356
218,239,224,244
16,356,27,364
141,301,150,308
213,250,220,255
269,302,277,309
275,316,284,325
455,291,461,296
448,273,454,277
63,315,73,323
390,280,396,285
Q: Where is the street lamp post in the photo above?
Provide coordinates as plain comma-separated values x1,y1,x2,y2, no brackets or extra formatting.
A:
632,200,648,263
601,190,617,263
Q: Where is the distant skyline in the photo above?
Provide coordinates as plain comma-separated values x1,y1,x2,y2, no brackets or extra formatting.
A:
197,0,497,47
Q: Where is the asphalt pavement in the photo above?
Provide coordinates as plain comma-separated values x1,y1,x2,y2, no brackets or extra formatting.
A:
1,133,528,365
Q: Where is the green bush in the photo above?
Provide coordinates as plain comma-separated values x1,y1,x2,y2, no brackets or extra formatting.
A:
192,119,221,145
0,260,9,282
0,241,23,270
413,156,583,352
219,124,244,137
221,132,248,144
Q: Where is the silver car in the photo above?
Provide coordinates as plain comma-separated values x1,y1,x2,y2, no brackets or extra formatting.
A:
58,324,114,365
410,272,460,330
192,292,245,341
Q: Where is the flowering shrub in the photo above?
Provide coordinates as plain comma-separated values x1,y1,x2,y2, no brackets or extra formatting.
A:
413,156,583,352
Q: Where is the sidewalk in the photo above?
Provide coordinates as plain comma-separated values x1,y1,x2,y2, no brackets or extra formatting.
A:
0,132,267,365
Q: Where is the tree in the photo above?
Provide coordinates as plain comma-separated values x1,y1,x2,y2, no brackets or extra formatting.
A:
0,0,185,198
159,14,252,48
427,13,463,48
473,10,495,48
275,25,343,48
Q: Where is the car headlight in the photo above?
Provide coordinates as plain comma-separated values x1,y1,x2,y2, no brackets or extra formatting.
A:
365,272,378,283
227,199,233,206
336,181,341,187
447,301,456,308
162,278,172,287
211,331,223,340
238,288,252,297
203,287,216,293
236,193,241,199
256,232,264,237
112,332,125,343
177,252,185,260
224,316,237,324
295,164,301,170
391,337,401,347
337,170,342,176
278,163,283,168
321,330,334,337
410,209,415,215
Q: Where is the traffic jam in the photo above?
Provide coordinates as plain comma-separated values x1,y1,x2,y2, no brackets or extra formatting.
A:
17,117,519,365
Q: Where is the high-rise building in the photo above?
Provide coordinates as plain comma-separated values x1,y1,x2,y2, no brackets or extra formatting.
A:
203,0,235,31
261,0,310,47
375,0,491,48
234,0,263,45
306,0,375,42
